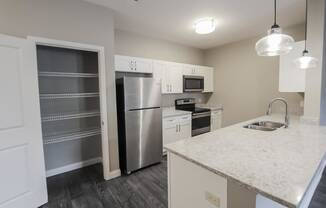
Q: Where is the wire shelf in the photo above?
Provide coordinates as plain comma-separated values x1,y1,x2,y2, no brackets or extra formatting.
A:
42,111,100,122
43,128,101,145
38,72,98,78
40,92,99,99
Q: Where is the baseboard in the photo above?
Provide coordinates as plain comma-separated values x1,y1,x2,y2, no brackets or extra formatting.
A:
46,157,102,177
104,169,121,180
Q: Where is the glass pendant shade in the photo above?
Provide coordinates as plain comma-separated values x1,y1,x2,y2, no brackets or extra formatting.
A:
256,27,295,56
294,51,318,69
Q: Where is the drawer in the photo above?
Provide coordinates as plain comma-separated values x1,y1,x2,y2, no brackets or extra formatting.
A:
211,110,222,116
163,117,179,128
178,115,191,125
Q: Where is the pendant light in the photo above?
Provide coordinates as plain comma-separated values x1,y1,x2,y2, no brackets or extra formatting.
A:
255,0,295,56
294,0,318,69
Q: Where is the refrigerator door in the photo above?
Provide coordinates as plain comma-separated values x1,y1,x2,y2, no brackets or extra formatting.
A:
124,77,161,110
125,107,162,172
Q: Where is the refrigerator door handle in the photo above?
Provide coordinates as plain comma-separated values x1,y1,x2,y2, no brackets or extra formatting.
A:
128,107,161,112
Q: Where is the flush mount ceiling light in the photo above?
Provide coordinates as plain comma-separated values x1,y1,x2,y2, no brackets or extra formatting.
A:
294,0,318,69
255,0,294,56
194,18,216,34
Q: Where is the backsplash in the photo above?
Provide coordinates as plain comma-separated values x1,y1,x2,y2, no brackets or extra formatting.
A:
162,93,212,107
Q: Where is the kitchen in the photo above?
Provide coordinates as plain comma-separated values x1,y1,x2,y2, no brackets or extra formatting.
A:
0,0,325,208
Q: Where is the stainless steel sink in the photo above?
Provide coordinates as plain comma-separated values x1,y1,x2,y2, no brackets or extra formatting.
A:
243,121,285,131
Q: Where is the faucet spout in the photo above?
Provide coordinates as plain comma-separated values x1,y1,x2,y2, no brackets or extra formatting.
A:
266,98,289,128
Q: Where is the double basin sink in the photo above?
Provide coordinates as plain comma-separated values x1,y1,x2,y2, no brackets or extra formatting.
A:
244,121,285,131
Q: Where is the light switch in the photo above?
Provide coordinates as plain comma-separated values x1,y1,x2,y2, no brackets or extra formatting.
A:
205,191,220,207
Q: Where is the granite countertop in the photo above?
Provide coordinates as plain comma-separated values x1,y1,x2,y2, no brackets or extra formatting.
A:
165,114,326,208
196,103,223,111
162,107,191,118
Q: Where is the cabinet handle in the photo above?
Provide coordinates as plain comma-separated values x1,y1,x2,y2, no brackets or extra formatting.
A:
178,124,181,132
176,125,178,132
135,61,137,71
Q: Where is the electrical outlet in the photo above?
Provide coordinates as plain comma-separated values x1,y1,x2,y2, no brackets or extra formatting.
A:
205,191,220,207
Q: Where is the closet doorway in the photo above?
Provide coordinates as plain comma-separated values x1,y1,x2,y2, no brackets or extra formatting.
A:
29,37,111,180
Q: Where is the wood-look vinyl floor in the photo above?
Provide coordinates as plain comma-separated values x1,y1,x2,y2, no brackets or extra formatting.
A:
41,157,325,208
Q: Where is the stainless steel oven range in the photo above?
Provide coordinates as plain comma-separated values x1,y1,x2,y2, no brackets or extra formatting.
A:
175,98,211,136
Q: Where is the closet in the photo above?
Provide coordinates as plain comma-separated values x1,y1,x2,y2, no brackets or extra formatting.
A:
34,39,109,178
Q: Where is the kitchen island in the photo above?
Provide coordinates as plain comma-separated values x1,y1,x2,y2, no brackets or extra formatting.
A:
165,115,326,208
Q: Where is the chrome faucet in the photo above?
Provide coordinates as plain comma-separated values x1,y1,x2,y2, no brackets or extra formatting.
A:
266,98,289,128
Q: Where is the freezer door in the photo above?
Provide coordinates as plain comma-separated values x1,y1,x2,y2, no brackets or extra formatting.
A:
124,77,161,110
125,107,162,172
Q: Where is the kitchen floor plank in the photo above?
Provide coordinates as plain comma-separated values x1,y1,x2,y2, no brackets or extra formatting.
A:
40,157,325,208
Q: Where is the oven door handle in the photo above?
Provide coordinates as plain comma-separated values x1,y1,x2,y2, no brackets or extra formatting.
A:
192,112,211,119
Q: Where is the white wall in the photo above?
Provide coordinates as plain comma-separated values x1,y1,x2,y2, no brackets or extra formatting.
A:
0,0,120,171
204,25,305,127
115,29,205,65
303,0,325,123
320,2,326,126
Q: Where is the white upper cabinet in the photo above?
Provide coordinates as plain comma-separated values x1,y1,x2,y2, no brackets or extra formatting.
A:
115,55,153,74
153,61,183,94
183,64,201,76
279,41,306,92
119,55,214,94
197,66,214,93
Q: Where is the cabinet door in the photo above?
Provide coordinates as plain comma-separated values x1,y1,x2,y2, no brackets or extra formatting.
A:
183,64,195,75
115,55,133,72
197,66,214,93
134,57,153,73
178,115,191,140
279,41,306,92
163,117,179,148
211,110,222,131
179,123,191,140
153,61,169,93
167,63,183,94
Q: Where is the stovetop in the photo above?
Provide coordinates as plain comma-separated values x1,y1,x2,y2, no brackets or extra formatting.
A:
175,98,210,114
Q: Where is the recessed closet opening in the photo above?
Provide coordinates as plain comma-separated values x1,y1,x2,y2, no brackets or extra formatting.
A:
32,38,110,179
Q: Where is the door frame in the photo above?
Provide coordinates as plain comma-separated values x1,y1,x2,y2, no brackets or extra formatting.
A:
27,36,117,180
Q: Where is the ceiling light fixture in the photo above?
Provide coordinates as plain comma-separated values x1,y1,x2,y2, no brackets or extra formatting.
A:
255,0,294,56
194,18,216,34
294,0,318,69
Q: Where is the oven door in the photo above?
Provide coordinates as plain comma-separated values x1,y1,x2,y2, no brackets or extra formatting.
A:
192,112,211,136
183,76,204,92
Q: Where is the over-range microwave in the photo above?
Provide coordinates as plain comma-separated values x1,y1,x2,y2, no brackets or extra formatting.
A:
183,75,204,92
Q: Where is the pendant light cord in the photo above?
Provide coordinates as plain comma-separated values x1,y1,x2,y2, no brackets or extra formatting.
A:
272,0,279,28
274,0,277,25
304,0,308,51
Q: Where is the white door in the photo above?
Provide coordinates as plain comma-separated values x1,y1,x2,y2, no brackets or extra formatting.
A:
0,34,47,208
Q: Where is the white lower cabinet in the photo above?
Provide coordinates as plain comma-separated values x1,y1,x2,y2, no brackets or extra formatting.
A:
211,109,223,131
168,153,227,208
163,114,191,153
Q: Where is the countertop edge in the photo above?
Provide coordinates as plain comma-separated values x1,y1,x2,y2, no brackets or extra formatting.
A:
164,147,297,208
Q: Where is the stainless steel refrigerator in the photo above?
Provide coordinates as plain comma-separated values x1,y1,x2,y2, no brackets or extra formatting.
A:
116,77,162,174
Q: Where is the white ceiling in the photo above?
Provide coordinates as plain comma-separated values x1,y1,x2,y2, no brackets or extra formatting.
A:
84,0,305,49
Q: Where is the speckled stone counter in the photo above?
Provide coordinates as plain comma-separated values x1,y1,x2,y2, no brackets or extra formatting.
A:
165,115,326,208
162,107,191,118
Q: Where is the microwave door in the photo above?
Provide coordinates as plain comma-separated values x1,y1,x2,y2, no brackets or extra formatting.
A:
183,76,204,92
